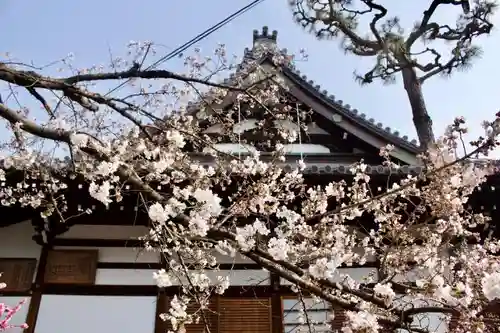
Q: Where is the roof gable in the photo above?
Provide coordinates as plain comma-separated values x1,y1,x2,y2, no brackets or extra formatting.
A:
189,26,420,165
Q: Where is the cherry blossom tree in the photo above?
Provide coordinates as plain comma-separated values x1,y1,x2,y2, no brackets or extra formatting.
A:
288,0,497,150
0,40,500,333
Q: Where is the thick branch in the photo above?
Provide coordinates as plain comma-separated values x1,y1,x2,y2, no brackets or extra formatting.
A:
62,67,244,91
0,63,245,95
0,103,164,202
292,0,381,52
362,0,387,45
406,0,465,48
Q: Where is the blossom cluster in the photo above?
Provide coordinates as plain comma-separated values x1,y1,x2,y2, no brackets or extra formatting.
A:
0,41,499,333
0,275,28,331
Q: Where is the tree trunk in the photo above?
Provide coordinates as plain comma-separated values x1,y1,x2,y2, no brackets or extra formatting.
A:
401,67,435,151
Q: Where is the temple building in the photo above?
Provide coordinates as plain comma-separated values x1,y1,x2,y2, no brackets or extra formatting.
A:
0,27,498,333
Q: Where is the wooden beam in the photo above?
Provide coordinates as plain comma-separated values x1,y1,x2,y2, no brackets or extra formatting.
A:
39,284,280,297
96,262,264,270
24,245,49,333
97,262,161,270
42,283,158,296
52,238,143,247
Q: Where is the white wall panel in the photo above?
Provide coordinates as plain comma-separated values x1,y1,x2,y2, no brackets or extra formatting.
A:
280,267,378,285
212,251,254,264
283,144,331,154
95,269,157,285
179,251,254,265
0,296,31,333
393,249,453,283
283,298,331,333
171,269,270,286
57,224,149,239
53,246,159,263
0,221,41,259
35,295,156,333
207,269,270,286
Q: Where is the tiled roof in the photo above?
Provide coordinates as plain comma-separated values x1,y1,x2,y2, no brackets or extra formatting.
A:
245,26,420,153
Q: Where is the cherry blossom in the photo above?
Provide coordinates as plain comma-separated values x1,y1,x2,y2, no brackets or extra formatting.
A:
0,276,28,332
0,39,499,333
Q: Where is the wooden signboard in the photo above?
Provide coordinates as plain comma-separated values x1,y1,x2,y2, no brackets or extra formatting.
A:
44,250,98,284
0,258,37,292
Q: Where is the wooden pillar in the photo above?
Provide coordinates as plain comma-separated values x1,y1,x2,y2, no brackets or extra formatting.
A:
24,245,49,333
154,256,167,333
271,273,283,333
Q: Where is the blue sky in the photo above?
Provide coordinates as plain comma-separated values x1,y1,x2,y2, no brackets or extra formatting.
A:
1,0,499,153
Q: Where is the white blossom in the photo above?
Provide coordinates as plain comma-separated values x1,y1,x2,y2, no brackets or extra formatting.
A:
166,130,186,148
308,257,342,280
69,133,89,147
1,39,499,333
373,283,395,304
88,181,112,207
192,188,222,216
268,237,289,261
482,272,500,301
343,311,379,333
148,203,169,224
153,269,172,287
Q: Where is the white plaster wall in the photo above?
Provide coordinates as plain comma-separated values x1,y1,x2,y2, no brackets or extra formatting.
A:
178,251,255,265
283,297,330,333
57,224,149,239
203,143,257,154
212,251,254,264
283,144,331,154
0,296,31,333
95,269,157,285
53,246,159,263
280,267,378,285
0,221,41,259
206,269,269,286
34,295,156,333
0,221,41,282
170,269,270,286
393,248,453,283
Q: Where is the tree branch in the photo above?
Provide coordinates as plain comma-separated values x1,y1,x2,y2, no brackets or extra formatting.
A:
0,63,247,101
25,87,55,118
62,67,245,91
406,0,465,48
292,0,382,52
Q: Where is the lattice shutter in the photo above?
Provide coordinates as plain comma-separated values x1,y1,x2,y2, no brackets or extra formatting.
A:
479,302,500,333
218,297,272,333
331,306,346,332
448,313,460,332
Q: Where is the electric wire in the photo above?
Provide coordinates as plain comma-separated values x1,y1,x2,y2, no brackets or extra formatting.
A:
104,0,266,97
